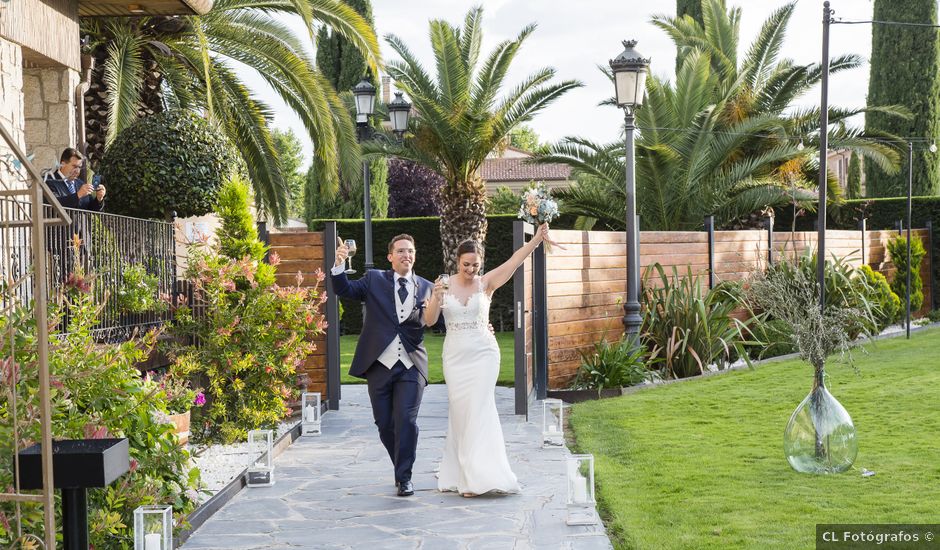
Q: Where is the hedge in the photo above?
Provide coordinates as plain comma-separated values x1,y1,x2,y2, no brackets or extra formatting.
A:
774,197,939,309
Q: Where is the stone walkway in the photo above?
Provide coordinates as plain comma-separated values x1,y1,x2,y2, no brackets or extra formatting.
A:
181,385,612,550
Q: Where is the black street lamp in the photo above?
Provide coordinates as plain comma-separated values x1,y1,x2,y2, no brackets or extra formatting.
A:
351,80,411,269
609,39,650,337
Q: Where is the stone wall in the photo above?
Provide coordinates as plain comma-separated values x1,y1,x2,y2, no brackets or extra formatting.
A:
0,37,25,186
23,65,78,172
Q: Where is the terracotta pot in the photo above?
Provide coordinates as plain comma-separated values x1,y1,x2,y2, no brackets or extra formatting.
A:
168,410,191,445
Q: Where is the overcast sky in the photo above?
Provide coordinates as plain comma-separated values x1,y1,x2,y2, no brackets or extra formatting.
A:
239,0,890,168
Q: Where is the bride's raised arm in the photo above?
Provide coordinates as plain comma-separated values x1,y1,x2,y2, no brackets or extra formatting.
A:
482,223,558,294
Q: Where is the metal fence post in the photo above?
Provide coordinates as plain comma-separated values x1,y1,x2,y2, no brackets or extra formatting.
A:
512,221,533,416
765,215,774,266
705,215,715,289
859,218,867,265
532,237,548,400
324,222,341,410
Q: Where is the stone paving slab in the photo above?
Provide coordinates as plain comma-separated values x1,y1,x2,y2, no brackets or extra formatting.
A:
181,385,612,550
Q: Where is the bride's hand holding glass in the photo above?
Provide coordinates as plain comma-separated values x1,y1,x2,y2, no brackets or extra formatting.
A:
433,274,450,307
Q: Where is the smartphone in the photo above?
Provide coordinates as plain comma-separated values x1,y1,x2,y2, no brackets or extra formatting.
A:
92,174,101,189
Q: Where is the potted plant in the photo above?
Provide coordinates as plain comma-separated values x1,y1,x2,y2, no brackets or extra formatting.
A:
744,257,875,474
149,373,203,445
548,333,651,403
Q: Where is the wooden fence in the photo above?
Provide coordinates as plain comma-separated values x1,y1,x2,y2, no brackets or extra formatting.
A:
268,230,327,398
544,228,933,389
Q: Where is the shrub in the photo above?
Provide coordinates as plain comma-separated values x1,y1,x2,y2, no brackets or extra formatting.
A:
886,234,927,313
744,257,872,371
572,333,650,391
100,110,236,220
777,252,880,338
387,159,443,217
117,264,166,314
168,186,325,443
489,186,521,215
169,247,326,443
0,289,200,547
641,264,754,379
858,264,901,329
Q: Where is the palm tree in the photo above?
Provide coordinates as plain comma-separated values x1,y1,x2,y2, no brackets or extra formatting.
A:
81,0,381,224
369,7,580,270
539,0,907,231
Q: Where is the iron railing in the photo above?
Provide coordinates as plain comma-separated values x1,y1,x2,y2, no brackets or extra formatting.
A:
1,202,176,342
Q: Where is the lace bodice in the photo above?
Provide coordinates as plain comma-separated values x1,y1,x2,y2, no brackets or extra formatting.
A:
443,280,491,333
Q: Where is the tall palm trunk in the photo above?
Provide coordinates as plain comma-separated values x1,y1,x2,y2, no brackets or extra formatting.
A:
83,45,111,171
439,179,488,272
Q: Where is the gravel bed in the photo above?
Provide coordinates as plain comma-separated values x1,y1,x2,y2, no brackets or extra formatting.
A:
188,420,299,504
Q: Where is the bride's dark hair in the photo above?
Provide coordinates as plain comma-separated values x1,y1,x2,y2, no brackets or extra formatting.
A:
455,240,484,261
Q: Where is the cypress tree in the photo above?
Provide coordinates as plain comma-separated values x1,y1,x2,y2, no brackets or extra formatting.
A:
865,0,940,197
846,151,861,199
677,0,704,24
315,0,374,92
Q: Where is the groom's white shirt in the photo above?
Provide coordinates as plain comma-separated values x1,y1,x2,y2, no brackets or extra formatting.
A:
331,265,415,370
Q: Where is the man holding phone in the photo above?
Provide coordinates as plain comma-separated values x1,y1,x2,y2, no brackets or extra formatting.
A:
45,148,106,212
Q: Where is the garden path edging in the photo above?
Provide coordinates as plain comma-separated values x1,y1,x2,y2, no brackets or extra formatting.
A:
176,419,303,547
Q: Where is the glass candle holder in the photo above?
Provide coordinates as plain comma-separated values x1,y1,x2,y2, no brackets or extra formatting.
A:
301,392,321,435
566,454,597,525
133,505,172,550
246,429,275,487
542,398,564,448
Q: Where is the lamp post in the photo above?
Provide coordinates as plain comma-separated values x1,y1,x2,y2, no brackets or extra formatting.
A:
609,40,650,337
352,80,410,269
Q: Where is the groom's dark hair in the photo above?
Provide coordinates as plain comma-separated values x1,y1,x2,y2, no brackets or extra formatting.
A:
388,234,415,253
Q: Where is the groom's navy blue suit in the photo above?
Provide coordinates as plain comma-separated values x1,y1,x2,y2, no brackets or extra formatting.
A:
332,268,434,485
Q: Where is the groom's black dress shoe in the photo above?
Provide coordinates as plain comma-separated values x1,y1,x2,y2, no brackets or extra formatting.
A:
397,481,414,497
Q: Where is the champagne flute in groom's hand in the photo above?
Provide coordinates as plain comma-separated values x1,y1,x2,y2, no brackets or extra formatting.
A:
344,239,357,274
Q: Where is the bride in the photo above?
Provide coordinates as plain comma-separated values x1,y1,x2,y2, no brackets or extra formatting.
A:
424,223,557,496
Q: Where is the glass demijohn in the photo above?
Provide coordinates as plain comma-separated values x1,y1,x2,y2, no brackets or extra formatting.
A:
301,391,321,435
566,454,597,525
783,370,858,474
542,398,564,448
246,429,275,486
133,505,172,550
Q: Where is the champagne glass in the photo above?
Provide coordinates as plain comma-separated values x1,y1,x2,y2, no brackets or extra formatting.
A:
436,274,450,308
344,239,357,274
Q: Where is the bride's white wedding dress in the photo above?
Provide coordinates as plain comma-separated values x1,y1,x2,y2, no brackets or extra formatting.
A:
437,279,521,495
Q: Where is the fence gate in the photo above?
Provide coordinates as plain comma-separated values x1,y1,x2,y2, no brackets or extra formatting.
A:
1,124,71,548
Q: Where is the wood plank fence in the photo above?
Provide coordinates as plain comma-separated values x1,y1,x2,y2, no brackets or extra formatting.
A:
544,228,932,389
268,230,327,399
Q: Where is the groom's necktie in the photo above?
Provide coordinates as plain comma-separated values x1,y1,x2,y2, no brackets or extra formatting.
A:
397,278,408,303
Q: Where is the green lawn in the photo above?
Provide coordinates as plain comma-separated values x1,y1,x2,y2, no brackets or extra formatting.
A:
339,331,515,385
569,328,940,550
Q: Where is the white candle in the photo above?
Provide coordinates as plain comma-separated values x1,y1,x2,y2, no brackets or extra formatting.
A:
572,478,588,503
305,405,318,422
145,533,161,550
548,425,557,433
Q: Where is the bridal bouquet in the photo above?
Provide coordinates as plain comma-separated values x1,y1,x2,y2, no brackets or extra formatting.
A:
518,183,560,251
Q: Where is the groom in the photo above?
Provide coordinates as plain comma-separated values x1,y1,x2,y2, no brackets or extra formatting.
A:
332,234,434,497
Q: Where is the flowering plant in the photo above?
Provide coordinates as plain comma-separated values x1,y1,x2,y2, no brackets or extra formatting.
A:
518,182,560,251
